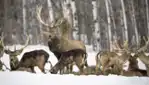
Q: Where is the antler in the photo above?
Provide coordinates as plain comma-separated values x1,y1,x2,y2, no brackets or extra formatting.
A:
36,6,50,27
137,37,149,53
4,34,30,56
122,40,130,53
113,37,130,53
112,37,123,51
0,32,5,49
36,5,64,29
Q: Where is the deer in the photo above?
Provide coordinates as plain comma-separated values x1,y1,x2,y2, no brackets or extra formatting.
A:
98,38,148,76
15,49,52,73
120,56,147,76
133,52,149,76
95,39,133,75
132,37,149,76
3,35,52,73
4,35,30,70
36,6,88,74
95,51,118,75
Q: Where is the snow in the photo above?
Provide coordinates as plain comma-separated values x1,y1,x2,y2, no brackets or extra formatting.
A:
0,45,149,85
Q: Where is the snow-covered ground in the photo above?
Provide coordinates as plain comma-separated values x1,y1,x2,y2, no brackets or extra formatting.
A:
0,45,149,85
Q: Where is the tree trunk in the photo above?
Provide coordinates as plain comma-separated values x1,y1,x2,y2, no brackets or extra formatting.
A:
105,0,112,51
47,0,55,23
61,0,73,40
92,0,100,51
22,0,27,36
120,0,128,42
130,0,139,49
108,0,117,38
71,0,79,40
145,0,149,37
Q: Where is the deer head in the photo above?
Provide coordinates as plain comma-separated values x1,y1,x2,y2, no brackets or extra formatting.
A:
133,37,149,59
36,6,65,42
112,37,131,55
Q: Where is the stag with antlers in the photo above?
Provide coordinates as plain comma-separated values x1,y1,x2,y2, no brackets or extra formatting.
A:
132,37,149,76
4,35,30,70
36,6,88,74
95,39,133,75
120,55,147,76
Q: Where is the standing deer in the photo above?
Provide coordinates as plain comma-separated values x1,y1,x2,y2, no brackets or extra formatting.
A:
36,6,88,74
95,51,118,75
95,40,132,75
16,49,51,73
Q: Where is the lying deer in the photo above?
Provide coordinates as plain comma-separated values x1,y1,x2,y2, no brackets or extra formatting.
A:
132,37,149,76
121,56,147,76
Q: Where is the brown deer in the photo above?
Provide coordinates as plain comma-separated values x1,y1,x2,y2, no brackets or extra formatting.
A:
49,49,87,74
4,35,30,70
95,51,118,75
16,49,51,73
108,39,148,76
132,37,149,76
120,55,147,76
36,6,88,74
95,40,132,75
133,53,149,76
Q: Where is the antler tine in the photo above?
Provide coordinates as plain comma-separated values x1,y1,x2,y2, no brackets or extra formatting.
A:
51,17,64,29
23,34,30,49
36,5,49,27
123,40,130,52
116,38,123,50
137,37,149,53
1,32,5,49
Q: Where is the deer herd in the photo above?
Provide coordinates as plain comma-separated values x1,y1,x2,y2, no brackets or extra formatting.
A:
0,6,149,77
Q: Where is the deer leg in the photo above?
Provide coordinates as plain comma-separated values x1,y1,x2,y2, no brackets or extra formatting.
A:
66,63,73,74
69,64,73,73
95,59,100,74
50,55,68,74
74,54,85,75
30,66,35,73
37,63,46,74
0,60,2,71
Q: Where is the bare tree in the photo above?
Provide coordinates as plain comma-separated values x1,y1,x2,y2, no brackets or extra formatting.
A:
105,0,112,51
145,0,149,37
130,0,139,48
92,0,100,51
22,0,27,36
120,0,128,42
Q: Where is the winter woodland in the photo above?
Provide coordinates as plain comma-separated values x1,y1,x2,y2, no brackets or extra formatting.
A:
0,0,149,52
